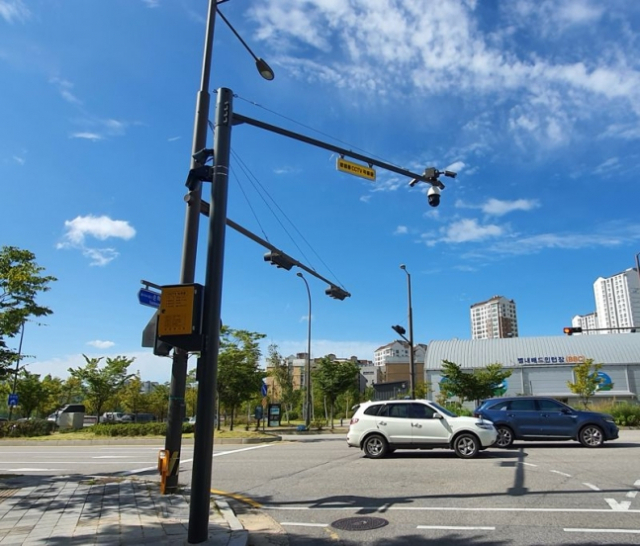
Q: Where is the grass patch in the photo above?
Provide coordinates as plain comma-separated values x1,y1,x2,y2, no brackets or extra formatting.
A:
0,426,275,441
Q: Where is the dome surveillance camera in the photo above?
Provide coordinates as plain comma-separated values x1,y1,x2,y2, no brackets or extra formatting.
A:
427,186,441,207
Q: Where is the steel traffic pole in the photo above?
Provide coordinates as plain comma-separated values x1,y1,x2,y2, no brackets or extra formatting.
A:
163,0,216,495
188,87,233,544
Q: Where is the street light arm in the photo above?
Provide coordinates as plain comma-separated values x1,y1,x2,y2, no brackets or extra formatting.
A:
216,8,275,80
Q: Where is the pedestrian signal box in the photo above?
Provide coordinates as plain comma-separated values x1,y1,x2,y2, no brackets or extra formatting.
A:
157,283,204,351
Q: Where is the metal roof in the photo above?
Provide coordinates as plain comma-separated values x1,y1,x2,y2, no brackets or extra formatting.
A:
425,334,640,370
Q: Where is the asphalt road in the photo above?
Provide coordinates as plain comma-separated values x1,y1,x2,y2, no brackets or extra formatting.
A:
1,431,639,545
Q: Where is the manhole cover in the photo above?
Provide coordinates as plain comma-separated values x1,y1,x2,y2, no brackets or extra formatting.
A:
331,516,389,531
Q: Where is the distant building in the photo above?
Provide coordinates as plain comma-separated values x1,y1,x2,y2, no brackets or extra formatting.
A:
470,295,518,339
571,313,599,335
424,335,640,404
373,340,427,385
594,268,640,334
265,353,372,398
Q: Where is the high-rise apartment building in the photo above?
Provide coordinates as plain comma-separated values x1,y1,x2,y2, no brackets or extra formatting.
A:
571,312,599,335
470,295,518,339
593,268,640,333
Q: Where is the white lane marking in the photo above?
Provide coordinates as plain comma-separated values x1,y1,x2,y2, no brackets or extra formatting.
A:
635,479,640,487
418,525,495,531
212,444,273,457
123,444,271,475
7,468,65,472
565,528,640,534
520,462,537,467
281,523,329,528
604,499,631,511
583,483,600,491
92,456,133,459
627,491,638,499
263,505,640,514
550,470,571,477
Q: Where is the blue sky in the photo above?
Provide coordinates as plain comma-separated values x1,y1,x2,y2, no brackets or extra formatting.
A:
2,0,640,384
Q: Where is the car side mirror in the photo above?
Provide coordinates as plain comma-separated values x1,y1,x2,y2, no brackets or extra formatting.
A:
561,409,573,415
433,413,443,419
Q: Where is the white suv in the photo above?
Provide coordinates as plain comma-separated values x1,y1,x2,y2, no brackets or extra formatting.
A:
347,400,497,459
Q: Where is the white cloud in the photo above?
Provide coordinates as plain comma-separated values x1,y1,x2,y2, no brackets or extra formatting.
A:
61,215,136,245
394,225,408,235
249,0,640,150
168,136,181,142
87,340,115,349
49,77,82,105
426,218,505,245
70,132,102,141
57,215,136,266
0,0,30,23
142,0,160,8
455,198,540,216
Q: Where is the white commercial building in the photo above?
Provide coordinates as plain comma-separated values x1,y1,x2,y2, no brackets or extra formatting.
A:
594,268,640,334
424,334,640,404
470,295,518,339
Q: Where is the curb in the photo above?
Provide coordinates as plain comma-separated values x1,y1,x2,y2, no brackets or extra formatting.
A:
0,436,282,446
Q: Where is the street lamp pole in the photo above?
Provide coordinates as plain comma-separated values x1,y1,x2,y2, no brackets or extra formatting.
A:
297,272,312,429
165,0,275,496
400,264,415,400
163,0,216,495
7,321,25,421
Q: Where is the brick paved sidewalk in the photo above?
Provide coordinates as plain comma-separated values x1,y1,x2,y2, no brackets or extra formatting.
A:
0,475,247,545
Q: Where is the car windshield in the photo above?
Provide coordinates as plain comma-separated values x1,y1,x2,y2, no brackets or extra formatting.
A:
428,401,457,418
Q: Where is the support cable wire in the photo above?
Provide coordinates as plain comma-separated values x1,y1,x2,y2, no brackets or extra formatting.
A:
229,149,346,290
234,94,391,167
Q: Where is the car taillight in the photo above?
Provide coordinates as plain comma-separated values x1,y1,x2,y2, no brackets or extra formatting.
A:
349,417,359,425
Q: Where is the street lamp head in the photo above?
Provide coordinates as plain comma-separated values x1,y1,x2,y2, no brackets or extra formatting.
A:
296,272,303,278
400,264,406,270
256,58,275,81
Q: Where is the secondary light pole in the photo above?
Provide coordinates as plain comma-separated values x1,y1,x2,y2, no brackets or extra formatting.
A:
164,0,274,497
297,272,312,429
400,264,415,400
7,321,25,421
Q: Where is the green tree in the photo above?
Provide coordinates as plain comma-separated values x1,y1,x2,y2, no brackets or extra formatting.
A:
147,383,170,421
415,379,431,400
439,360,474,403
0,246,57,371
217,327,266,431
312,356,360,429
471,364,512,404
439,360,511,405
15,369,45,418
567,358,606,408
185,368,198,419
267,343,297,423
37,374,65,417
68,355,135,419
120,374,150,415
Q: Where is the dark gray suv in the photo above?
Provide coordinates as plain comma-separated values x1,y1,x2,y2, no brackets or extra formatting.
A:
473,396,619,448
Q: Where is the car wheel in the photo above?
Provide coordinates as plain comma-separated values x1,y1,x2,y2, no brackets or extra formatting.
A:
579,425,604,447
496,426,514,448
362,434,388,459
453,433,479,459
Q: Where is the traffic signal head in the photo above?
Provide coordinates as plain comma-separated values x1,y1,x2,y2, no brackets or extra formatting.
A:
563,327,583,336
325,286,350,300
263,251,294,270
391,325,406,336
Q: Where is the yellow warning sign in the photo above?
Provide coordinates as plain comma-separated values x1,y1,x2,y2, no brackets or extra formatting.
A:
158,285,196,337
336,158,376,181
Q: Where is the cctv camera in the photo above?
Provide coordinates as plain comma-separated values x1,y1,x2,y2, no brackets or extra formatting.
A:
427,186,441,207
